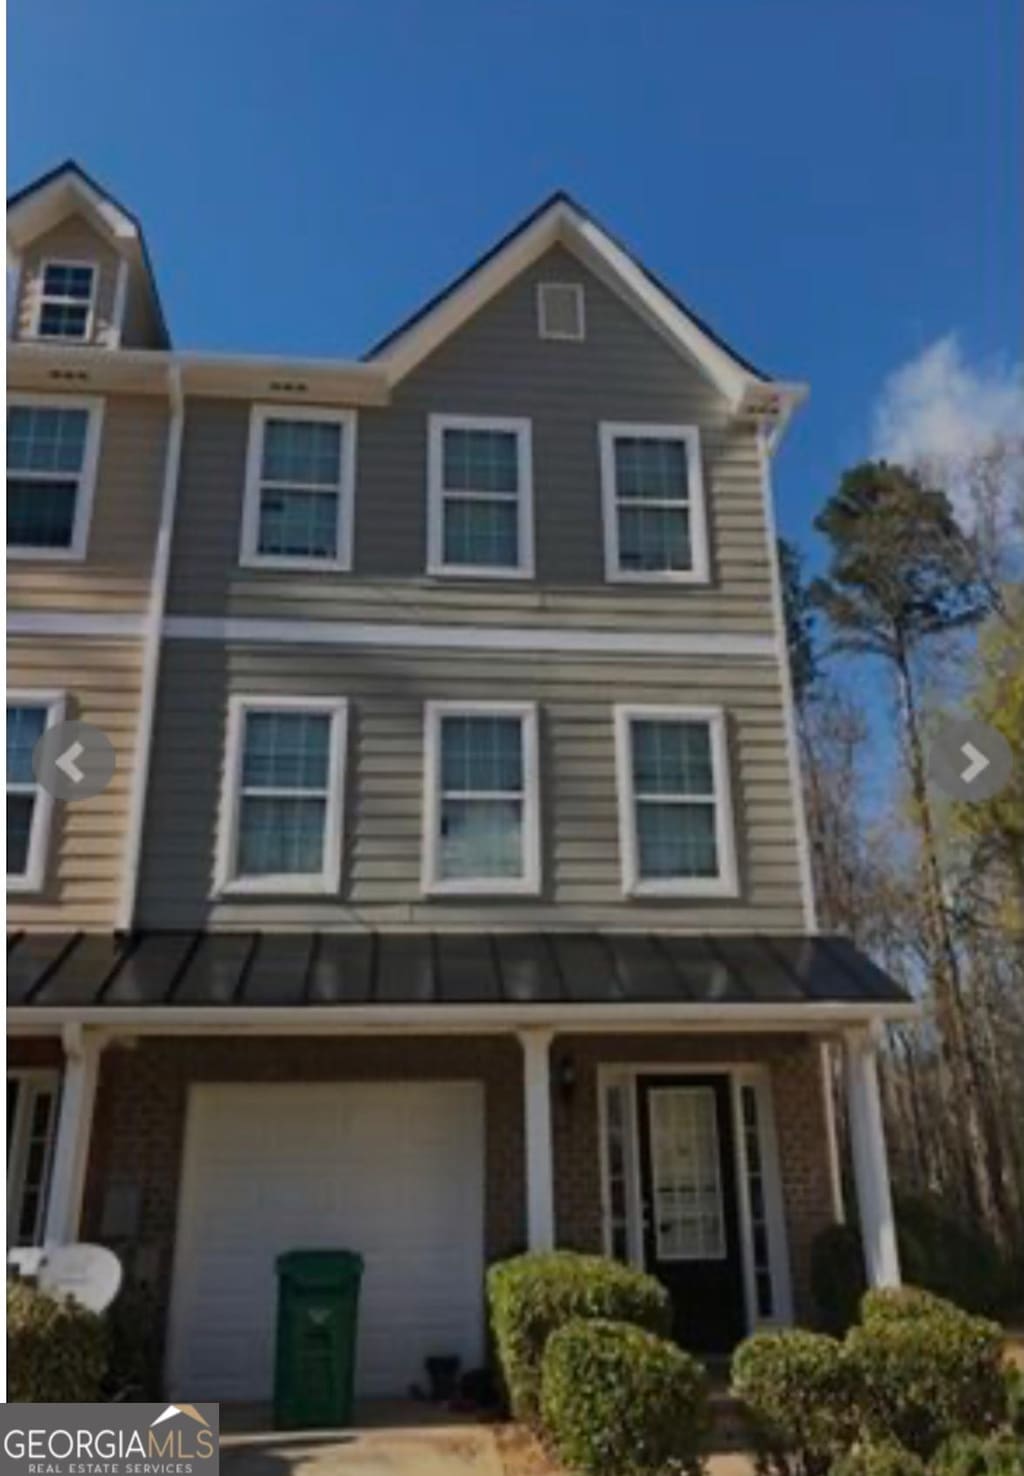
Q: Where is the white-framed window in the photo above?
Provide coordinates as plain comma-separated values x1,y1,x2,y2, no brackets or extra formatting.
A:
537,282,585,341
599,422,708,583
6,394,104,560
7,691,65,893
33,259,96,341
7,1070,60,1247
614,704,737,897
422,701,541,895
214,696,348,895
427,414,534,578
240,405,357,570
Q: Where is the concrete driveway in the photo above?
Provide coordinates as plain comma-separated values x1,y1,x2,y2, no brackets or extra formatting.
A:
221,1426,505,1476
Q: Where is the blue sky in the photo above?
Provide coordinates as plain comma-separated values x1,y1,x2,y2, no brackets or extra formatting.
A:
9,0,1022,556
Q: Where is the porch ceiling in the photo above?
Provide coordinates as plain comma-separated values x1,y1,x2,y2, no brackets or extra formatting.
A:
7,930,910,1013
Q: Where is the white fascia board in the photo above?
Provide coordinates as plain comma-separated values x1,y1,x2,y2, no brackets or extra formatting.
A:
7,172,138,252
7,1000,921,1033
372,198,776,408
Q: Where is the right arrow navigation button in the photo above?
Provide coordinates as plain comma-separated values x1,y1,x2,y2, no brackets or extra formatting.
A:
929,718,1014,802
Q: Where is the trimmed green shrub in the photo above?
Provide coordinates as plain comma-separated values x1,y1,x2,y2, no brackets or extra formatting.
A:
541,1318,708,1476
732,1329,858,1476
934,1434,1024,1475
860,1285,964,1327
1005,1366,1024,1438
828,1444,926,1476
7,1280,108,1402
812,1223,866,1335
487,1251,670,1424
845,1303,1007,1459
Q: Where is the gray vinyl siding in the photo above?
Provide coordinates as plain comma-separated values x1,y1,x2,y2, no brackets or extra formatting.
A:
136,640,805,931
165,245,775,634
7,393,169,614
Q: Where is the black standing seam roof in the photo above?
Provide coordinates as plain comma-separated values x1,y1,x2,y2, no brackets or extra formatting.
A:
5,932,911,1011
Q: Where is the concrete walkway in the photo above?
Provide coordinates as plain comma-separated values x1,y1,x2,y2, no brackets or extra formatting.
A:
221,1426,505,1476
221,1425,755,1476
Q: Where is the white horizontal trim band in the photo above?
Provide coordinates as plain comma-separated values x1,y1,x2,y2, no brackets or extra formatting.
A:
8,611,147,639
163,615,777,658
7,1000,919,1034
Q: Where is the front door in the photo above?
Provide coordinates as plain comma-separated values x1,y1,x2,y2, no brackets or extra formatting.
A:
636,1074,746,1353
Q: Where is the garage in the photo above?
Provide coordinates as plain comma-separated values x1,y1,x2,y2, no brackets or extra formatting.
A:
166,1081,485,1401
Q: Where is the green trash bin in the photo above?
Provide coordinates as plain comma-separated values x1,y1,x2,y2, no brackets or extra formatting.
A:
274,1249,364,1429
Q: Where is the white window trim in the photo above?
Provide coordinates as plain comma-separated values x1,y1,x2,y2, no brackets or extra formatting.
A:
422,699,541,896
213,694,348,897
7,689,66,894
6,1068,61,1248
239,404,357,572
613,703,738,898
596,1063,794,1333
427,414,535,579
537,281,586,341
32,258,97,342
6,393,105,562
599,421,709,584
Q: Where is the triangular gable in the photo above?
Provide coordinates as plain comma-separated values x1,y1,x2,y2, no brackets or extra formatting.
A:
7,159,170,346
365,191,805,421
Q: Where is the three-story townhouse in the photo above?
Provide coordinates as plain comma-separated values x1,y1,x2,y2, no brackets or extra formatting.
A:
7,164,915,1403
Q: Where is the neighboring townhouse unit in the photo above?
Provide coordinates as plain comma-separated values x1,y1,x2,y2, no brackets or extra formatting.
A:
7,163,915,1402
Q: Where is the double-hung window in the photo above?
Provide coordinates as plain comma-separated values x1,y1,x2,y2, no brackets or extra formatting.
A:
241,406,356,569
423,702,541,894
35,260,96,340
215,696,347,894
615,705,737,896
7,1071,60,1247
427,415,534,577
7,395,104,559
599,422,708,582
7,692,64,892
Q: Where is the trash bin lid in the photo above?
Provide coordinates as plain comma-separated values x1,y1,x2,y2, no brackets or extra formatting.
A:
276,1249,364,1286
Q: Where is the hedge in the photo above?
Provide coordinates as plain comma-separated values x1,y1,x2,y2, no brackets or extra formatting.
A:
732,1328,858,1476
933,1434,1024,1475
829,1444,927,1476
844,1301,1007,1459
541,1318,707,1476
486,1251,670,1424
7,1280,108,1402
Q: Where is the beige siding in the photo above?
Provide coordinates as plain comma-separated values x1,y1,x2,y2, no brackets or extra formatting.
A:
136,640,805,930
7,639,143,928
13,215,121,347
7,393,169,613
166,245,775,634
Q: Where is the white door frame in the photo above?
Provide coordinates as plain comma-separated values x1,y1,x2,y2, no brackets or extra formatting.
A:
596,1061,793,1332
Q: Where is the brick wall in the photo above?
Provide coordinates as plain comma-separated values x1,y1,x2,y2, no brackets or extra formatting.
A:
32,1026,836,1388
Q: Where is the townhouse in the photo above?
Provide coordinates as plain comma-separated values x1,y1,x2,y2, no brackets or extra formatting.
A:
7,163,914,1401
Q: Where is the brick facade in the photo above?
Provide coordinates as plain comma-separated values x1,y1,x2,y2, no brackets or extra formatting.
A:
12,1027,837,1387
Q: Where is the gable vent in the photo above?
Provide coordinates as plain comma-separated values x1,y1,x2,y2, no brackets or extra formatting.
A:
537,282,585,341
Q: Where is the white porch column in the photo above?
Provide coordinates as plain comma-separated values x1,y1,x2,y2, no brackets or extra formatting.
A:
43,1025,105,1246
519,1028,555,1252
844,1025,901,1287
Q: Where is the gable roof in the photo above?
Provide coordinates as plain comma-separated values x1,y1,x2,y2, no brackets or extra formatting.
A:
7,159,170,347
365,191,806,421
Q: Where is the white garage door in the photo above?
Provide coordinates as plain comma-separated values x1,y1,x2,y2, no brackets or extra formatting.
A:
167,1081,485,1401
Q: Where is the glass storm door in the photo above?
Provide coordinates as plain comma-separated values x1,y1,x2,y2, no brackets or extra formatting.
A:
636,1075,745,1352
